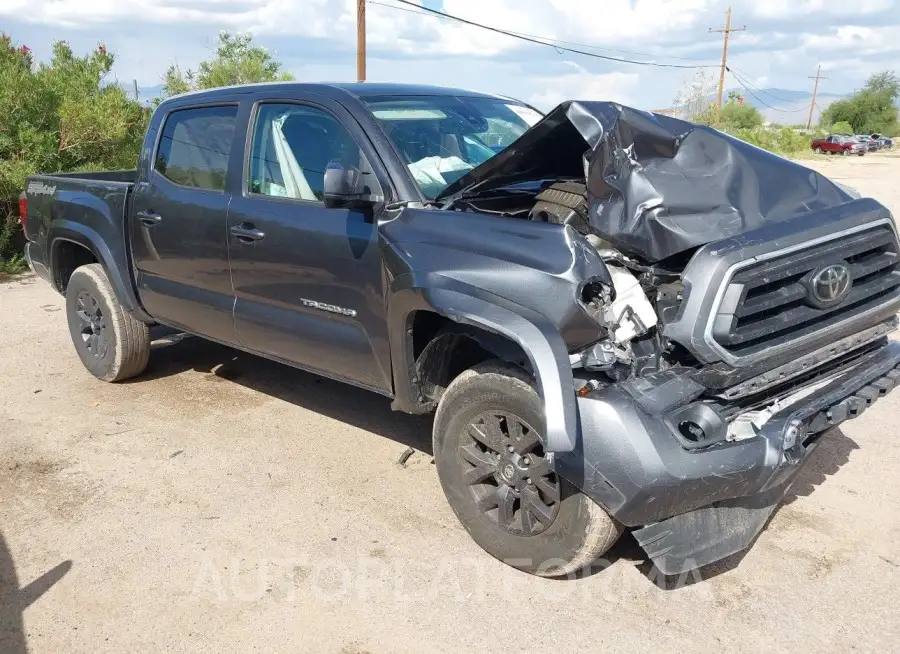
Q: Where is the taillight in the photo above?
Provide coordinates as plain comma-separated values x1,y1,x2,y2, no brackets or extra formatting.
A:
18,192,27,233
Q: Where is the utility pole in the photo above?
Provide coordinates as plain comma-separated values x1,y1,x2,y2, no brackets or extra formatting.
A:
807,65,828,129
357,0,366,82
709,7,746,112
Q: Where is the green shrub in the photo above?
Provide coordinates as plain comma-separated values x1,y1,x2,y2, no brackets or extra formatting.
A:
830,121,854,135
0,33,147,275
0,215,27,274
721,102,764,129
717,125,821,159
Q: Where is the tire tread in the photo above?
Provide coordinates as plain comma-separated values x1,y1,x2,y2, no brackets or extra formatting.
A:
67,264,150,382
434,360,622,578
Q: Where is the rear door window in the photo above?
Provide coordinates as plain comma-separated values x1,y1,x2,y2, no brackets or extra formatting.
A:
155,105,238,191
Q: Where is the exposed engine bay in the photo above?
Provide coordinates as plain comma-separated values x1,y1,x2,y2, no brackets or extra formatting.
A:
427,101,900,449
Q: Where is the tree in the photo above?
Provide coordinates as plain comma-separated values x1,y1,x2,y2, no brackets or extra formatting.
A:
720,103,764,129
864,70,900,97
163,32,294,96
0,33,147,272
720,91,764,128
673,70,718,124
830,120,854,135
822,70,898,135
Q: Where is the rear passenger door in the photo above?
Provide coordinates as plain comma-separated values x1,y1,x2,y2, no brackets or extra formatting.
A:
130,103,241,343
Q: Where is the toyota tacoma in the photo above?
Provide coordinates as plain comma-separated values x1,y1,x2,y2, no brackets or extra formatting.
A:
21,83,900,576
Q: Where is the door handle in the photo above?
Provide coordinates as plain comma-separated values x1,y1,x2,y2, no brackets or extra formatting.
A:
137,211,162,226
230,223,266,243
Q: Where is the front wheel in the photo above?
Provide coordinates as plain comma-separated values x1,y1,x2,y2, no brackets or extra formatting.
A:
433,361,622,577
842,149,850,156
65,264,151,382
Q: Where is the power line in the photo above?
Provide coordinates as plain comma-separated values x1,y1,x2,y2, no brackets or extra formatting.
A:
728,69,804,112
379,0,716,69
727,68,808,113
726,65,800,103
368,0,719,64
367,0,431,19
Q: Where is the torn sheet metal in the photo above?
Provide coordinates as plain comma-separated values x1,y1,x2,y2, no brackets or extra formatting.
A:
439,101,856,263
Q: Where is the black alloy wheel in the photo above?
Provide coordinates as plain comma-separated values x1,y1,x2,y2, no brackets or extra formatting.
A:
74,290,110,359
460,410,561,536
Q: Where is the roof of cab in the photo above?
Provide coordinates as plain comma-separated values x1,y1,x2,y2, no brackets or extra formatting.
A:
162,81,508,104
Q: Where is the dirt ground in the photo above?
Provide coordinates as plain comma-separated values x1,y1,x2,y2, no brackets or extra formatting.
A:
2,152,899,653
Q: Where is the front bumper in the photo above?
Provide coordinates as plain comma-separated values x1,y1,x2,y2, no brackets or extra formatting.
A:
555,340,900,574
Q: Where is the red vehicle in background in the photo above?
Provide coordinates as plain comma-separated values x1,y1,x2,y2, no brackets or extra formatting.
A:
811,134,866,156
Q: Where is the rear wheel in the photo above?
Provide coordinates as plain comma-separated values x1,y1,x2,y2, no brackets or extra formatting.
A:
814,146,823,154
433,361,622,577
65,264,150,382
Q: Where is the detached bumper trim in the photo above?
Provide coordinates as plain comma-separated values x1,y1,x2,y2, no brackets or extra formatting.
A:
633,482,791,575
629,341,900,574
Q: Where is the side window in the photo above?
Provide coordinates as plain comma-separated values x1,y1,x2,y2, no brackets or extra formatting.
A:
248,103,370,202
154,105,238,191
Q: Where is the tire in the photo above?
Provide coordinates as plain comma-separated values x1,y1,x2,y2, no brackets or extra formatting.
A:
65,263,150,382
433,361,622,577
528,181,591,235
842,149,850,156
814,147,823,154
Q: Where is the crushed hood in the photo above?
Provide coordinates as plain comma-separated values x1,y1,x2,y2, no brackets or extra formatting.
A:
438,101,855,263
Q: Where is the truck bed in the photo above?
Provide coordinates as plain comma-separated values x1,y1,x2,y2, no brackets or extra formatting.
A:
23,170,139,317
38,169,137,184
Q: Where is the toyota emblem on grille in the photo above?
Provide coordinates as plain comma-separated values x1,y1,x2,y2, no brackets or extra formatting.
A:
807,262,852,308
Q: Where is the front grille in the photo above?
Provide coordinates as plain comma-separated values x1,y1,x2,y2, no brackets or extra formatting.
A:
711,225,900,357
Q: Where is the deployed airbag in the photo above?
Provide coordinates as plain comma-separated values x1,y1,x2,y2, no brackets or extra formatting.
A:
438,101,855,263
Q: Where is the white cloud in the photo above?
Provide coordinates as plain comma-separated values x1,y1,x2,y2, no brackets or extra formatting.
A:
751,0,893,18
528,62,640,110
802,25,900,56
0,0,716,56
1,0,898,113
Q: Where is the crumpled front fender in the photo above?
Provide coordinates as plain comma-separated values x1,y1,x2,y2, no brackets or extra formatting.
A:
423,286,579,453
381,209,613,452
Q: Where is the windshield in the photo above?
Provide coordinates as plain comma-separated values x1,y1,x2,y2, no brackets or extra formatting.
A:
363,95,542,199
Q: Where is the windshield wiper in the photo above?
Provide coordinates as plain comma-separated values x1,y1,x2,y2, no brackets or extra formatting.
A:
384,199,441,211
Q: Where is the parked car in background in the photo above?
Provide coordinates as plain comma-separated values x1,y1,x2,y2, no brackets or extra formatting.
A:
855,135,880,151
871,134,893,149
810,134,866,155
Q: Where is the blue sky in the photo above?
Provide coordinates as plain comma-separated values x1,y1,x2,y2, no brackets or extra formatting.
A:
1,0,898,113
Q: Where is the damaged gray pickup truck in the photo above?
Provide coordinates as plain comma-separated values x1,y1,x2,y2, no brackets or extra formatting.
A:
22,83,900,577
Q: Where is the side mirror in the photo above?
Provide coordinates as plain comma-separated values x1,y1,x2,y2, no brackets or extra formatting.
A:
323,161,378,210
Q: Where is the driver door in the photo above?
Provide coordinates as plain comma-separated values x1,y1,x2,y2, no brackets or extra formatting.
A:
228,95,394,393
